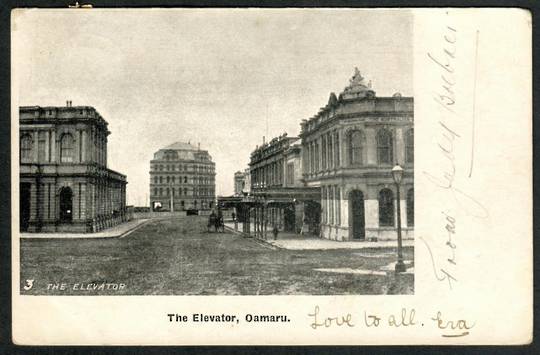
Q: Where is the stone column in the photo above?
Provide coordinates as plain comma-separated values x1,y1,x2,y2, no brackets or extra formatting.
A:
29,183,37,223
326,133,330,169
33,131,38,162
80,183,86,221
339,128,347,167
46,131,50,162
365,128,377,165
341,190,348,228
398,194,407,228
81,130,86,162
319,136,323,172
364,198,379,229
395,127,405,165
51,131,56,162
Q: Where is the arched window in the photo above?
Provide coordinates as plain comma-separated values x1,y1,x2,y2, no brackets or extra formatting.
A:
405,129,414,164
378,188,394,227
184,176,187,183
20,134,33,162
154,176,158,184
159,176,163,184
183,188,187,196
166,176,170,183
348,130,364,165
407,188,414,227
172,176,175,183
377,129,393,164
60,134,74,163
159,188,163,196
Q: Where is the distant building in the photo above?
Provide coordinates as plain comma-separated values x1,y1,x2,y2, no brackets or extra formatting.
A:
149,142,216,211
242,167,251,195
19,102,128,233
233,168,251,196
233,170,246,196
300,68,414,241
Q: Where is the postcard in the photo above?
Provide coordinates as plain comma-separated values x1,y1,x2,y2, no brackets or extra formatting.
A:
11,8,532,345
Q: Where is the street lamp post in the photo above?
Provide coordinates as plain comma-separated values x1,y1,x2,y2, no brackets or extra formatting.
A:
392,165,406,273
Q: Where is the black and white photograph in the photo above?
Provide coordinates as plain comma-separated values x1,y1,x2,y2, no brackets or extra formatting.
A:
16,9,414,296
10,7,532,346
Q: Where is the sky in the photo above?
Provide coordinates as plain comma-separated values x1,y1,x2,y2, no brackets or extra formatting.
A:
13,9,412,206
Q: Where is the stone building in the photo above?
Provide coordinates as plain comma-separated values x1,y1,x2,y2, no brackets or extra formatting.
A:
233,170,246,196
149,142,216,211
19,103,128,233
300,68,414,241
247,134,320,236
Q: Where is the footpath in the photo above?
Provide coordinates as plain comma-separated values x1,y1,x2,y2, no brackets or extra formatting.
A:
20,219,151,239
224,222,414,251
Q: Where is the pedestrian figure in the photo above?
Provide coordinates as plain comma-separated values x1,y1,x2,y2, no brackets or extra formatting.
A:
216,208,224,233
272,224,279,240
208,210,216,233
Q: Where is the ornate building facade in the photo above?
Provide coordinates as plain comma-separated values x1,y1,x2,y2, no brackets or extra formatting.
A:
19,103,128,233
149,142,216,211
300,68,414,241
247,134,320,235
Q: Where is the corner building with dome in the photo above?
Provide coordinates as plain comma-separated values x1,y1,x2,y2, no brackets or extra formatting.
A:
149,142,216,211
300,68,414,241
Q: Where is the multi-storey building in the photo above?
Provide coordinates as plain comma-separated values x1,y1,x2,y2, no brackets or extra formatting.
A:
19,102,128,233
247,134,320,235
233,170,246,196
149,142,215,211
300,68,414,241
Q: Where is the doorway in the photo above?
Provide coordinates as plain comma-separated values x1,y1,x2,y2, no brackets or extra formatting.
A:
59,187,73,222
20,183,31,231
284,205,295,232
350,190,365,240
